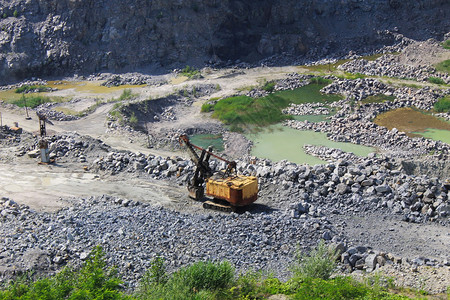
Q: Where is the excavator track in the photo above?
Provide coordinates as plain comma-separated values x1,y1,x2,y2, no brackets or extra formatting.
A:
203,200,236,213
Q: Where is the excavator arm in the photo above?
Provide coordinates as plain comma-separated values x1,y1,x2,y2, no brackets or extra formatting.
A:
179,134,235,200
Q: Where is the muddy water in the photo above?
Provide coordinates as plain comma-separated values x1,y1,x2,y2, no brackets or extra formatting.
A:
374,107,450,143
247,124,375,165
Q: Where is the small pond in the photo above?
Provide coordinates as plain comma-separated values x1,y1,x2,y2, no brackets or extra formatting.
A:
246,124,375,165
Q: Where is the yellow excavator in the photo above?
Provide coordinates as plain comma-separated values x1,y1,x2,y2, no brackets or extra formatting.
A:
179,135,258,212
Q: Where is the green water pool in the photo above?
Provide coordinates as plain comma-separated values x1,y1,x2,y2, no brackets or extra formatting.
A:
415,128,450,144
246,124,376,165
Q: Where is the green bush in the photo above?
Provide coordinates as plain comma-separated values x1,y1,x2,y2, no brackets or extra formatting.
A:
0,246,130,300
173,261,234,292
291,240,338,280
292,276,409,300
434,96,450,112
428,76,445,85
137,261,234,300
129,112,138,125
13,94,51,108
13,10,18,17
262,81,276,93
15,85,48,93
181,65,200,78
118,89,134,101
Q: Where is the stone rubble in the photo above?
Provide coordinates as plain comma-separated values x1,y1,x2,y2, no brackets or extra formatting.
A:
338,55,450,84
283,103,329,116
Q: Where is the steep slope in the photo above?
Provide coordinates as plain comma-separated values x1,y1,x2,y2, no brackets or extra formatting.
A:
0,0,448,83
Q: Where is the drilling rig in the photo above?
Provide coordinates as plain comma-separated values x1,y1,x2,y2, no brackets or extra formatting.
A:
37,113,54,164
179,134,258,212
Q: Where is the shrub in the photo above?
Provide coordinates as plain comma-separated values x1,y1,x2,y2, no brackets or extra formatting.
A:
434,96,450,112
118,89,134,101
291,240,338,280
428,76,445,85
15,85,48,93
181,65,200,78
173,261,234,292
13,10,18,17
137,260,234,300
129,112,138,125
262,81,276,93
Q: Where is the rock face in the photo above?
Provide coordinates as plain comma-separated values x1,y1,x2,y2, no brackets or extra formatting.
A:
0,0,449,83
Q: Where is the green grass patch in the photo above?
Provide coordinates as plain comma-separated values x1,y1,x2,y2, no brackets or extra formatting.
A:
361,94,396,104
201,102,214,112
210,82,342,132
434,96,450,113
434,59,450,74
427,76,445,85
15,85,49,93
442,40,450,50
12,94,52,108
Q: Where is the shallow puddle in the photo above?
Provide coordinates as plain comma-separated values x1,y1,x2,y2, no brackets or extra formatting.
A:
414,128,450,144
374,107,450,143
247,124,375,165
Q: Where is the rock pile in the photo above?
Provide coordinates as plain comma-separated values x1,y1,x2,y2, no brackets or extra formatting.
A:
0,79,49,91
36,103,80,121
0,195,336,287
283,103,329,116
87,73,168,87
320,78,394,101
338,55,449,84
274,74,313,91
303,145,361,162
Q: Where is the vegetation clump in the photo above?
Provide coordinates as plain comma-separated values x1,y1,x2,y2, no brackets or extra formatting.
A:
262,81,276,92
12,94,51,108
15,85,49,94
0,245,428,299
442,40,450,50
427,76,445,85
0,246,129,300
207,80,342,132
434,59,450,74
434,96,450,113
180,65,201,79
